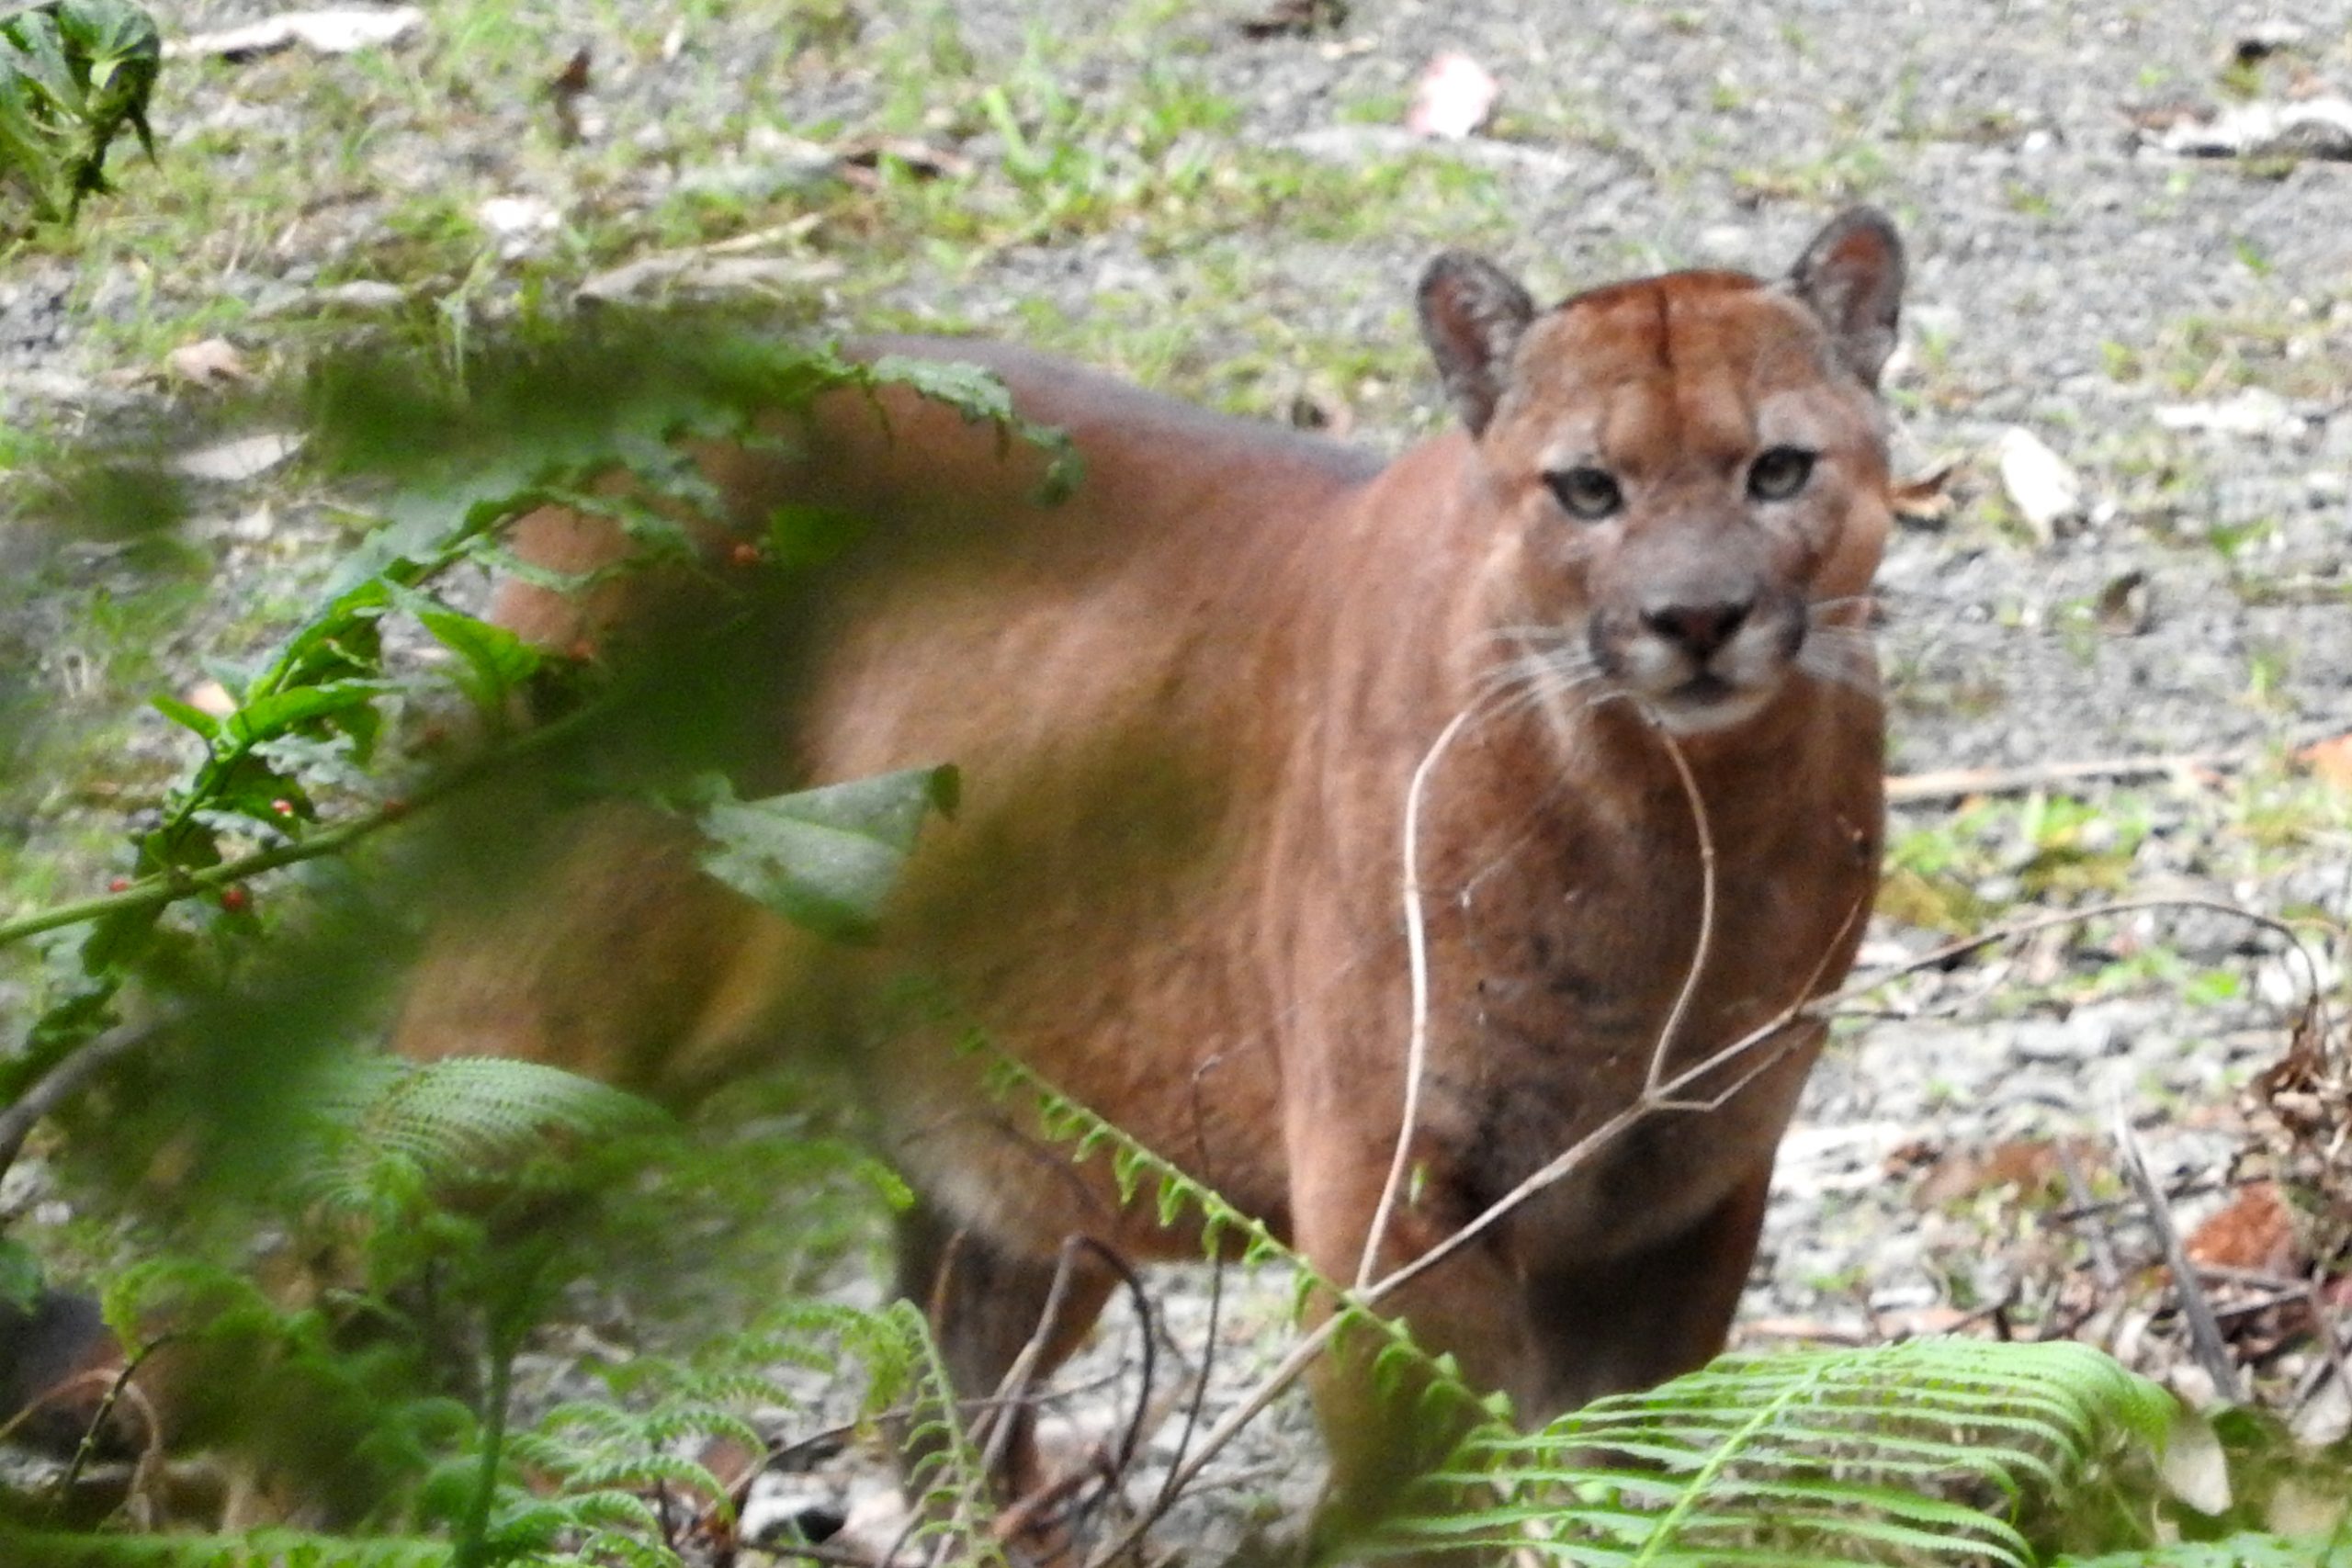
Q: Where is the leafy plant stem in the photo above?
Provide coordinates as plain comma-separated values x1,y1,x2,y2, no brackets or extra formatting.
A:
1625,1355,1827,1563
0,695,601,950
452,1315,519,1568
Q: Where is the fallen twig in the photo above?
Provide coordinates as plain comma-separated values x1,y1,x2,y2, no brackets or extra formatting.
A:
1885,750,2241,805
2110,1101,2246,1404
2056,1140,2122,1292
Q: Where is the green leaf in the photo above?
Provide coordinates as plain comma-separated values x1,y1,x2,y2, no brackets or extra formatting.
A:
151,690,220,740
1367,1340,2181,1567
687,766,958,943
867,353,1017,429
224,678,389,747
0,1,161,223
393,585,542,714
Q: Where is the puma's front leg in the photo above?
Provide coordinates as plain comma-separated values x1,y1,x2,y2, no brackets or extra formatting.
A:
1288,1147,1527,1555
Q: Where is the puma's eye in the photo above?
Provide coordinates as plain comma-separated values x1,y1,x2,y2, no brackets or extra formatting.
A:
1545,466,1623,521
1747,446,1815,502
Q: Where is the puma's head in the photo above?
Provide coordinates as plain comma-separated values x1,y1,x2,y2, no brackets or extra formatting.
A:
1419,208,1904,736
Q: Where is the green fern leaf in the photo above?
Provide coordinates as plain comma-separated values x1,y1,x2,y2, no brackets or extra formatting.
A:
300,1055,669,1210
1366,1340,2177,1566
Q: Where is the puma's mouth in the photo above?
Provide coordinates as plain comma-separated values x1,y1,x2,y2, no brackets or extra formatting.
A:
1671,672,1735,705
1589,594,1806,735
1646,671,1779,734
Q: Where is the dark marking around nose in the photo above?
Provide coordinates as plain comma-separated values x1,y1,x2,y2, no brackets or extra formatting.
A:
1641,597,1752,659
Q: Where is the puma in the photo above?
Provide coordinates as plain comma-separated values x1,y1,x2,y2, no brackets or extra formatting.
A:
15,209,1902,1540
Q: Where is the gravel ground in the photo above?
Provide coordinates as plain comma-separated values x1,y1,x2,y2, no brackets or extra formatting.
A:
8,0,2352,1555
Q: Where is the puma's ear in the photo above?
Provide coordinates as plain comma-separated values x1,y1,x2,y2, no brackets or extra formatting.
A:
1418,251,1536,436
1789,207,1905,388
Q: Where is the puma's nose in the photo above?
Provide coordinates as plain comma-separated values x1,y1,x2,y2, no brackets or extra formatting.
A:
1640,597,1752,660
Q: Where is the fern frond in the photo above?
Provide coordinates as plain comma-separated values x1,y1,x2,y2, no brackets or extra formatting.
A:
300,1055,669,1211
967,1033,1293,1271
1366,1339,2176,1565
868,1297,1007,1568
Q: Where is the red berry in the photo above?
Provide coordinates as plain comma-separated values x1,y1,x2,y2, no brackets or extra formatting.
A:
108,877,130,893
271,798,294,817
220,886,250,914
729,541,763,568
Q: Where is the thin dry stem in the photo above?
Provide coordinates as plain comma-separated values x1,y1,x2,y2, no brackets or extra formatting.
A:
1642,721,1716,1096
2110,1099,2246,1404
1359,698,1492,1290
975,1238,1092,1484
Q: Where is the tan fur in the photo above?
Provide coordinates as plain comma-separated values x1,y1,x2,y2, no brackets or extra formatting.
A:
394,212,1903,1529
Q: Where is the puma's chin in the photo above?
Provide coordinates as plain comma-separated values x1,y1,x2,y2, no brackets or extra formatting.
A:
1640,671,1782,736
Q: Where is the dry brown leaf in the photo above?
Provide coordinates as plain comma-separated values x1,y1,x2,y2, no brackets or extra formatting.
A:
2298,732,2352,790
1913,1137,2083,1207
2185,1180,2301,1274
548,44,592,96
1891,460,1958,525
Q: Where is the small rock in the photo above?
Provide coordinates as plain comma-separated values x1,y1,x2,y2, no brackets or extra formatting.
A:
172,431,305,483
2232,20,2309,64
575,252,842,306
2156,96,2352,162
314,279,410,313
1695,225,1749,263
1405,51,1500,140
740,1473,847,1548
2291,1371,2352,1447
674,141,839,203
1995,426,2084,542
2093,570,2154,636
2154,386,2301,440
169,7,424,61
478,196,560,254
1866,1282,1939,1313
165,337,250,388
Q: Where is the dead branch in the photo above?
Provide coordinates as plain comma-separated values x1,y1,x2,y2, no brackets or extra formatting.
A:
0,1017,170,1181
